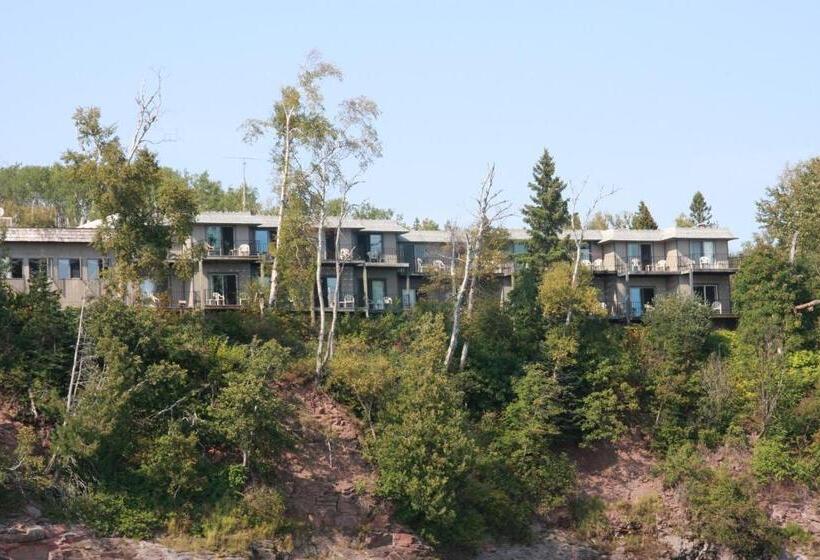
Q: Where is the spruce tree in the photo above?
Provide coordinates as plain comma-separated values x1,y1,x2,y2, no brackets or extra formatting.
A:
631,201,658,229
688,191,714,226
521,149,570,267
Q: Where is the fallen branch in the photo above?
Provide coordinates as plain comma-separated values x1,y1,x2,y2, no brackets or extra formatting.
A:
794,299,820,313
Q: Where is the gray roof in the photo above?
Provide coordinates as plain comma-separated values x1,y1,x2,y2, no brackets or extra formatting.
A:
195,212,280,227
3,228,97,243
596,227,737,243
400,230,455,243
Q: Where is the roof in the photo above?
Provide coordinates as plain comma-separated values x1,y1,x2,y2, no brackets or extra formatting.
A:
323,217,408,232
596,227,737,243
3,228,97,243
399,230,456,243
195,212,280,227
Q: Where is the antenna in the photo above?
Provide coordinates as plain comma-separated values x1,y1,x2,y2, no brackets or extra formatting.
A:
224,156,263,212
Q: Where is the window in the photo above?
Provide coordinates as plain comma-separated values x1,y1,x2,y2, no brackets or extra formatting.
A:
28,258,48,278
210,274,238,305
628,243,653,268
370,279,386,310
58,258,81,280
512,242,528,255
206,226,235,255
629,287,655,317
254,229,271,255
368,234,383,258
324,276,338,305
86,258,106,281
140,279,156,298
580,242,591,263
694,285,718,304
325,230,337,260
4,258,23,279
690,240,715,265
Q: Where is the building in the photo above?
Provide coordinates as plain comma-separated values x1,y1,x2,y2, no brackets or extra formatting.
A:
0,212,739,321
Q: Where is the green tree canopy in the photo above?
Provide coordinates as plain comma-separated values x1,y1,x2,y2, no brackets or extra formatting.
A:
688,191,714,226
521,149,570,267
631,201,658,229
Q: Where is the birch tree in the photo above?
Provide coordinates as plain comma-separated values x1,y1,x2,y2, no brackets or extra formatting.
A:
243,52,343,306
445,166,509,371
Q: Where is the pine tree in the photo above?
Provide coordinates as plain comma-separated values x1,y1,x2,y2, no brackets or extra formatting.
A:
521,149,570,267
631,201,658,229
688,191,714,226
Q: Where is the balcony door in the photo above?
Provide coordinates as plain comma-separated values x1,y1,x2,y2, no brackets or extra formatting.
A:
207,226,235,255
210,274,238,305
627,243,652,269
370,279,385,310
629,287,655,317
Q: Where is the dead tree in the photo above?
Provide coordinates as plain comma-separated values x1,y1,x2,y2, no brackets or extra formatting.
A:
565,183,616,325
445,166,509,371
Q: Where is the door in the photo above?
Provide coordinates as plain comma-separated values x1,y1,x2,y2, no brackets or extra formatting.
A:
223,274,237,304
629,287,655,317
325,276,338,306
221,227,235,255
640,244,652,268
694,285,717,304
370,279,385,310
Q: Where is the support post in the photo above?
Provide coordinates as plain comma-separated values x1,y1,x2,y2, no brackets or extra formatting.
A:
363,265,369,318
199,259,205,311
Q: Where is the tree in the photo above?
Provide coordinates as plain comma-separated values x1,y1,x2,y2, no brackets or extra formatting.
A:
757,158,820,267
631,201,658,229
675,213,695,227
521,149,570,268
413,217,440,230
244,51,343,306
688,191,714,226
63,92,197,299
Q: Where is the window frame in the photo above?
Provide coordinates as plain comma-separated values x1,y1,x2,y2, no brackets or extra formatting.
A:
58,258,81,280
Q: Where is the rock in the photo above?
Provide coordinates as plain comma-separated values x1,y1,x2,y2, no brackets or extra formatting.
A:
0,526,45,544
364,533,393,549
392,533,415,548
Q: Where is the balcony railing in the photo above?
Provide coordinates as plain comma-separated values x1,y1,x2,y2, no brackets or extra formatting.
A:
613,253,740,274
676,254,741,272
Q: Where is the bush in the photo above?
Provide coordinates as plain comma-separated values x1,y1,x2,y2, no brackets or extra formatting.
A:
685,470,784,559
568,494,609,541
751,437,797,483
657,442,706,488
68,491,163,539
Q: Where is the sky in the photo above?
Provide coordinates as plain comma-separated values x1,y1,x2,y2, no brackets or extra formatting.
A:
2,1,820,245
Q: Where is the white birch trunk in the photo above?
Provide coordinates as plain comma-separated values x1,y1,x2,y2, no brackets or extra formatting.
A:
268,111,293,306
444,239,473,371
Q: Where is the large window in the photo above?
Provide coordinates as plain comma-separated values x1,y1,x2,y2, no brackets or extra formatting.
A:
694,285,718,304
690,240,715,265
254,229,271,255
206,226,235,255
629,287,655,317
368,234,383,260
370,279,386,310
210,274,238,305
627,243,653,268
28,258,48,278
58,258,81,280
324,276,338,305
580,242,591,263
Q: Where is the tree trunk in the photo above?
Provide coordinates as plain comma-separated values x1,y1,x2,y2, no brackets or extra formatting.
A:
444,239,473,371
458,228,483,371
314,215,326,380
566,234,583,325
66,294,86,418
789,230,799,264
268,111,293,306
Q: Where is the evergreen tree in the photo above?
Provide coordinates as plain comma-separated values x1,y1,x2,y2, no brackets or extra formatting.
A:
688,191,714,226
631,201,658,229
521,149,569,267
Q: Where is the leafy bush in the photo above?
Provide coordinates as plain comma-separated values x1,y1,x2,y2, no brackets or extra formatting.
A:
568,494,610,541
68,491,163,539
685,470,784,559
751,437,797,483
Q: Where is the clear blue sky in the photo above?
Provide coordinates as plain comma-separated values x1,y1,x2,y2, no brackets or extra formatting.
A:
2,1,820,245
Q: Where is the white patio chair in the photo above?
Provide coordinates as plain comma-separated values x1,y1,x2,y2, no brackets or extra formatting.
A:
593,258,604,271
433,259,446,271
630,257,641,271
237,243,250,256
711,301,723,314
384,296,393,306
699,256,712,269
656,259,667,271
416,257,424,272
341,295,355,309
581,259,592,268
339,248,352,261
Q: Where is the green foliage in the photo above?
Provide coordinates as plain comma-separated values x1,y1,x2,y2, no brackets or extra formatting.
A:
689,191,714,226
685,470,784,559
505,266,545,362
641,294,712,448
538,261,605,325
631,201,658,229
568,494,610,541
521,148,570,268
68,491,163,539
0,164,93,226
751,436,797,483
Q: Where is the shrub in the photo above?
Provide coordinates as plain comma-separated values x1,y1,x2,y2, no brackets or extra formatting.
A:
568,494,610,542
657,442,706,488
68,491,163,539
685,470,784,559
751,437,797,483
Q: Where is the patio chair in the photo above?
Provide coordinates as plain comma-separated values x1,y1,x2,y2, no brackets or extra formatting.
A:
581,259,592,268
341,295,355,309
593,258,604,271
699,256,712,269
656,259,668,271
711,301,723,314
339,248,352,261
416,257,424,272
630,257,641,271
237,243,251,256
384,296,393,306
433,259,446,271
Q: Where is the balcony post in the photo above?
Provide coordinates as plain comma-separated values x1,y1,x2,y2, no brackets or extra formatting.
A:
363,264,369,318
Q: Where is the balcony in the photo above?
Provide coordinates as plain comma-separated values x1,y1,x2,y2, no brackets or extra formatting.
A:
676,254,741,272
614,253,740,275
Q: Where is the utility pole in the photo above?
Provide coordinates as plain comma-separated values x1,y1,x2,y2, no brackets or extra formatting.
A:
224,156,263,212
